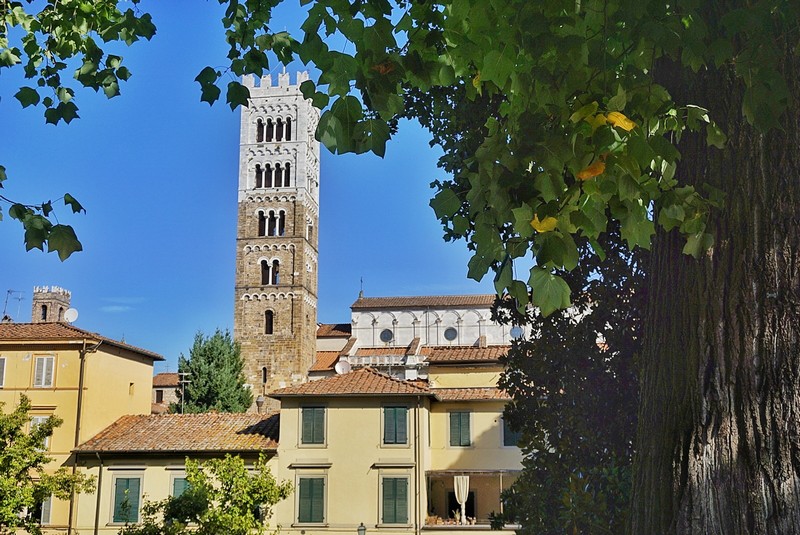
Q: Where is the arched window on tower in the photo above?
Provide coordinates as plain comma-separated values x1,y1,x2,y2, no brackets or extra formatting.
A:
265,164,273,188
264,311,274,335
275,118,284,141
267,211,277,236
278,211,286,236
274,164,283,187
258,212,267,236
284,163,291,187
271,260,280,285
40,305,47,321
256,119,264,142
285,117,292,141
261,260,270,285
266,119,274,142
307,223,313,242
58,307,64,321
261,366,269,382
255,164,263,188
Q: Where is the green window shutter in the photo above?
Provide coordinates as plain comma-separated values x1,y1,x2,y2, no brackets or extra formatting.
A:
313,407,325,444
302,408,313,444
384,407,396,444
302,407,325,444
299,478,324,523
460,412,471,446
503,418,521,447
173,477,189,497
113,478,140,523
450,412,470,446
382,478,408,524
396,407,407,444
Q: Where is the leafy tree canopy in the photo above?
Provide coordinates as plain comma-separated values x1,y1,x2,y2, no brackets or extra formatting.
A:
173,329,252,414
119,454,291,535
0,0,155,260
0,395,95,535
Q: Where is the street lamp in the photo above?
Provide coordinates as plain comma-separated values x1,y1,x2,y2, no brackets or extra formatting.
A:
255,395,265,414
357,523,366,535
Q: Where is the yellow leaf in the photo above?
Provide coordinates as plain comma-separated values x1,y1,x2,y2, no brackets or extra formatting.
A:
472,71,481,88
530,214,558,233
606,111,636,131
577,160,606,180
584,113,608,132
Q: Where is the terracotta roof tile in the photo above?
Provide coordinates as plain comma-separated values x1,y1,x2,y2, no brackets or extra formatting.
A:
426,345,509,363
351,295,496,310
433,388,511,401
316,323,352,337
153,372,180,387
270,368,432,398
0,322,163,361
75,413,279,453
355,347,408,356
309,351,340,372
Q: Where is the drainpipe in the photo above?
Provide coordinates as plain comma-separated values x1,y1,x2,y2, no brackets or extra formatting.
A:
94,453,104,535
415,398,422,535
69,340,103,534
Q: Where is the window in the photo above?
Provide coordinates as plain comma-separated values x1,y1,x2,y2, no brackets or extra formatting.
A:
449,411,471,447
30,416,51,450
265,164,273,188
444,327,458,341
268,211,277,236
285,117,292,141
383,406,408,445
274,163,283,187
262,366,268,384
382,478,408,524
278,211,286,236
297,477,324,523
255,164,263,188
155,389,164,404
380,329,394,343
256,119,264,142
112,476,141,523
284,163,291,187
29,495,52,526
271,260,280,285
503,417,522,447
275,118,284,142
33,356,54,388
265,310,274,335
172,476,189,498
0,357,5,388
40,304,47,321
266,119,274,142
258,212,267,236
301,407,325,445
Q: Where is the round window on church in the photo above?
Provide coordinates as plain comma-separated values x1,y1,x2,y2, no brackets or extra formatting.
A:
444,327,458,341
380,329,394,343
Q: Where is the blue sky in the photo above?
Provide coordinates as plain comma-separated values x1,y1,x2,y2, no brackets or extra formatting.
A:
0,2,494,371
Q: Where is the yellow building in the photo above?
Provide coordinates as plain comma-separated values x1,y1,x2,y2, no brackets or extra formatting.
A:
0,322,163,533
72,413,279,535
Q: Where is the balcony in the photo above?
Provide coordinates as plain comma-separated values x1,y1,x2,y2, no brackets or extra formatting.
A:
424,470,520,531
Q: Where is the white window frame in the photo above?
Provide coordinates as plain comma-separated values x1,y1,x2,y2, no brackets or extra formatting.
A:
0,356,6,388
38,495,52,526
33,355,55,388
170,472,189,497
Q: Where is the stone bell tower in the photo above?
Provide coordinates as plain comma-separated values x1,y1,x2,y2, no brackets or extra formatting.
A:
233,72,320,407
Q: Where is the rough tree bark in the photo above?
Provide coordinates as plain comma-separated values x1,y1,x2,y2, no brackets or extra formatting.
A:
631,37,800,535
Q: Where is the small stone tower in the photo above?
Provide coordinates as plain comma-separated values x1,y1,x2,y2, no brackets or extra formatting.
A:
31,286,71,323
233,72,320,408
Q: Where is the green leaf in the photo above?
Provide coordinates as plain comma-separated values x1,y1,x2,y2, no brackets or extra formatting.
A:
430,188,461,219
512,204,534,238
570,101,598,123
14,87,40,108
706,122,726,149
195,67,219,86
63,193,85,213
529,267,571,317
47,225,83,261
682,232,714,259
226,81,250,110
607,86,627,112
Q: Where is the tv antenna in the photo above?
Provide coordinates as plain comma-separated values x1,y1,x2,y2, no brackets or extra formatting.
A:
3,290,24,321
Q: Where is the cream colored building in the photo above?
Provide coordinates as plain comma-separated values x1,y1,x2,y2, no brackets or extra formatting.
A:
0,321,163,533
72,413,279,535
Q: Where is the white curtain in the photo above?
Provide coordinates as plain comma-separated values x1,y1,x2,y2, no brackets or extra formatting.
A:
454,475,470,524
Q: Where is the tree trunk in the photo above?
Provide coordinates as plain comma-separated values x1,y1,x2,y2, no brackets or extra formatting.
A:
630,43,800,533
